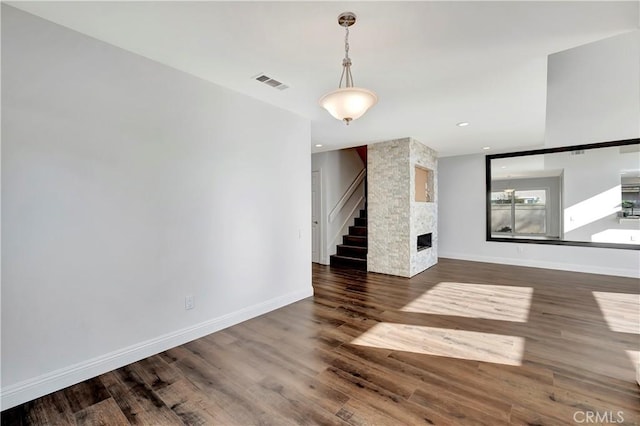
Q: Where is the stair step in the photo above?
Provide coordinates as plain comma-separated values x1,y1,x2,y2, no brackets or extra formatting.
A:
349,226,367,236
359,209,367,219
354,217,367,227
343,235,367,247
330,255,367,271
337,244,367,259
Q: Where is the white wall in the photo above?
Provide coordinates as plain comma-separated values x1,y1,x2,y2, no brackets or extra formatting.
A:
546,30,639,147
311,149,365,264
439,154,640,278
1,5,312,408
439,30,640,278
545,146,640,243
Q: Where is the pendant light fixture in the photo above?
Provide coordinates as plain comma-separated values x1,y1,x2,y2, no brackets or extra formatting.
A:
319,12,378,125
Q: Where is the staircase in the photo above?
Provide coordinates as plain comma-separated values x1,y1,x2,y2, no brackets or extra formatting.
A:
330,209,367,271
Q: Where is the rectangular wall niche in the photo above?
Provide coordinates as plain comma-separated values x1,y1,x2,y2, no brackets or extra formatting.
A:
415,166,434,202
417,233,432,251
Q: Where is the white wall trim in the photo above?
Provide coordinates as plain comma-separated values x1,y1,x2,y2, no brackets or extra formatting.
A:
328,168,366,223
0,287,313,410
312,168,324,264
438,252,640,279
329,194,365,253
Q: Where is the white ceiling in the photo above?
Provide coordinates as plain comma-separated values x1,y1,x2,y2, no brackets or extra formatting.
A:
491,155,563,179
8,1,638,156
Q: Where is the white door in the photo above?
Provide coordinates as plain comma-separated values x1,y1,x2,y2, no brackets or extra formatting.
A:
312,171,321,263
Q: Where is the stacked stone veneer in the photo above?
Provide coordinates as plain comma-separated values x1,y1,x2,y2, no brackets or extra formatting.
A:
409,138,438,276
367,137,438,277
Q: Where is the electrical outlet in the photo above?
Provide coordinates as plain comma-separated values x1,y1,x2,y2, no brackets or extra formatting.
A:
185,295,195,310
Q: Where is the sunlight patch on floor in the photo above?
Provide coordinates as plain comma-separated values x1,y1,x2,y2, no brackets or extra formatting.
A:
591,229,640,245
626,350,640,384
401,282,533,323
564,185,620,233
351,323,525,366
593,292,640,334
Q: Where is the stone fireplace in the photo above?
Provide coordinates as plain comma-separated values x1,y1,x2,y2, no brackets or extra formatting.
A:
367,137,437,277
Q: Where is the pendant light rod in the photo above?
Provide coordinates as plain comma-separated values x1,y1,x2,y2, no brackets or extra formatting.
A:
338,12,354,89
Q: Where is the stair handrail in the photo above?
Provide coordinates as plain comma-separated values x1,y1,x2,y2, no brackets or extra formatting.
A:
328,168,366,224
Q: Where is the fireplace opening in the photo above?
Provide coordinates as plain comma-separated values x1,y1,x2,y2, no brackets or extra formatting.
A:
417,233,432,251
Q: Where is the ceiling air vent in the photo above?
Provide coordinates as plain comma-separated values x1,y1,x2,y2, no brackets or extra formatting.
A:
253,74,289,91
570,150,585,155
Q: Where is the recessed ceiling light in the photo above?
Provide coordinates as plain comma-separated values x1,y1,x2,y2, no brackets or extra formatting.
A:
457,122,470,127
501,166,507,169
315,144,323,148
482,146,491,150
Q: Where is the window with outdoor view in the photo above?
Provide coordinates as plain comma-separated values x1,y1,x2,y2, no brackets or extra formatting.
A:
491,189,547,235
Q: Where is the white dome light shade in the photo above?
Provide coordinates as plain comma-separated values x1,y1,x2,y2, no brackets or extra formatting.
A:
319,87,378,124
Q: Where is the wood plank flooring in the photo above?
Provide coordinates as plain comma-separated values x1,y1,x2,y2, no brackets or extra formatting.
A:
2,259,639,425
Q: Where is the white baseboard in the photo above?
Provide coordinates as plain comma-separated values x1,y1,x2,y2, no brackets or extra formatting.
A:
438,252,640,278
0,287,313,410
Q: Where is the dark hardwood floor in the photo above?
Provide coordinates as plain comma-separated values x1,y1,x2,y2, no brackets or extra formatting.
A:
2,259,639,425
